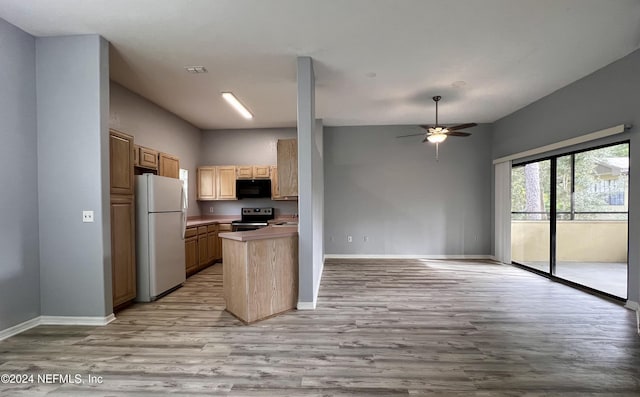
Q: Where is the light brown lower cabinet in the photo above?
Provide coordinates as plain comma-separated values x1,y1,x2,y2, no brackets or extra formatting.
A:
185,223,227,277
184,227,198,276
111,195,136,308
197,226,208,269
207,225,218,263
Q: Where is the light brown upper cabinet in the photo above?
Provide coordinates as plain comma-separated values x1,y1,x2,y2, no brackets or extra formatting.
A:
109,130,134,195
277,139,298,197
197,166,217,200
197,166,237,200
270,165,297,201
253,166,271,179
159,152,180,179
270,165,281,200
236,166,253,179
236,165,271,179
217,166,237,199
138,146,159,169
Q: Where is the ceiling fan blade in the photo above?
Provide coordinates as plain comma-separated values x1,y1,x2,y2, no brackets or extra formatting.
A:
422,136,429,143
447,122,477,131
446,131,471,137
396,133,425,138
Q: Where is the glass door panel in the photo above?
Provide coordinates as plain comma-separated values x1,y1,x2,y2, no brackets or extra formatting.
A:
511,159,551,273
555,144,629,298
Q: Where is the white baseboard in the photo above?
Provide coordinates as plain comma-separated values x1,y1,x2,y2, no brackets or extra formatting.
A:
0,314,116,341
297,301,316,310
40,314,116,326
0,317,41,341
324,254,495,260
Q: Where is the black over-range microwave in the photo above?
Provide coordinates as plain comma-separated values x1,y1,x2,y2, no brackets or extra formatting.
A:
236,179,272,199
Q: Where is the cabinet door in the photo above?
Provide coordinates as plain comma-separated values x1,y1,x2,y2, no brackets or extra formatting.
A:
111,195,136,307
217,166,237,200
198,234,208,269
185,236,198,276
109,130,134,195
197,167,217,200
253,166,271,179
133,144,140,167
270,165,281,199
217,223,231,261
236,166,253,179
277,139,298,197
139,146,159,169
207,232,218,263
159,152,180,179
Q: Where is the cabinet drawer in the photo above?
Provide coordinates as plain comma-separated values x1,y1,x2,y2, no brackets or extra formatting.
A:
218,223,232,231
207,224,218,233
185,227,197,238
197,226,208,235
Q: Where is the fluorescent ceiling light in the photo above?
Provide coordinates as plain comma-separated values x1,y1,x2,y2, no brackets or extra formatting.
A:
221,92,253,119
184,66,207,73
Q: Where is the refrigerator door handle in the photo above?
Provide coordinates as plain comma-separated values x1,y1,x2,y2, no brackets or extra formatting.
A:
180,183,187,239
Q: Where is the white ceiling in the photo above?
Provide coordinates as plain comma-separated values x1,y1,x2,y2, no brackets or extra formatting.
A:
1,0,640,130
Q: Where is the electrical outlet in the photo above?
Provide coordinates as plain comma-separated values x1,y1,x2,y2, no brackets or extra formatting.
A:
82,210,94,223
209,207,214,213
363,235,368,242
347,235,353,243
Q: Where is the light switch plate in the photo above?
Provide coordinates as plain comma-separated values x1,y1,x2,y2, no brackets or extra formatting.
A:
83,210,94,223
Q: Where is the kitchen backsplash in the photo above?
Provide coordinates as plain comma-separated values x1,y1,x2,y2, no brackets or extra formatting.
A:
198,199,298,216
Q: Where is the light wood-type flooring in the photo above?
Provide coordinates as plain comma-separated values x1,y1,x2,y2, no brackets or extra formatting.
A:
1,259,640,396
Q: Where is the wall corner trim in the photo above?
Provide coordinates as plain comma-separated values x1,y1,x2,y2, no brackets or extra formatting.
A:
0,314,116,341
625,301,640,335
297,301,316,310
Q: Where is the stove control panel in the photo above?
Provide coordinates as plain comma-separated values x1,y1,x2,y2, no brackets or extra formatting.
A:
241,207,273,216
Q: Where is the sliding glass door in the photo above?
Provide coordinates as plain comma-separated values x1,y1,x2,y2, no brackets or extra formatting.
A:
511,142,629,299
511,160,551,273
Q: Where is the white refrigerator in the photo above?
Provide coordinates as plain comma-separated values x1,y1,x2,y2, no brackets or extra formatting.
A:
135,174,187,302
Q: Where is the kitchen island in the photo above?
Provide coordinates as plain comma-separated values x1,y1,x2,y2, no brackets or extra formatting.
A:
219,225,298,323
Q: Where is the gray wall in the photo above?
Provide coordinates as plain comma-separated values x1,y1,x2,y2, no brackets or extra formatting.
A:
312,119,325,299
492,48,640,305
0,18,40,331
324,124,493,255
297,57,324,306
37,35,112,317
109,81,202,216
198,128,298,216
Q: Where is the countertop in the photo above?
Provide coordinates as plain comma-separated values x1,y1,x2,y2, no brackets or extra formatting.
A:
187,215,298,228
219,225,298,242
186,216,237,227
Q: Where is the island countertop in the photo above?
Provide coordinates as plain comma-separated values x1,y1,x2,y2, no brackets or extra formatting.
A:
221,225,298,324
219,225,298,241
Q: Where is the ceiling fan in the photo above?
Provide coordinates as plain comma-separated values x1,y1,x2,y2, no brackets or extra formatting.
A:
397,95,477,158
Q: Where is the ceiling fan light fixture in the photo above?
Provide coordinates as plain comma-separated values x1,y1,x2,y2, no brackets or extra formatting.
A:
429,127,449,134
427,133,447,143
221,92,253,119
